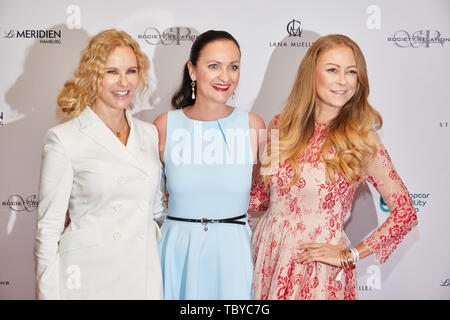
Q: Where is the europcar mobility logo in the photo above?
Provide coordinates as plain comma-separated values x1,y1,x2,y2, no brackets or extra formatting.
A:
380,193,430,213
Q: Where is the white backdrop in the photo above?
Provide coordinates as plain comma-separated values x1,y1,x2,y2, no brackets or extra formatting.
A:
1,0,449,299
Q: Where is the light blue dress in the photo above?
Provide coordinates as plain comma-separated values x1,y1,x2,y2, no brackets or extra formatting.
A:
159,107,254,299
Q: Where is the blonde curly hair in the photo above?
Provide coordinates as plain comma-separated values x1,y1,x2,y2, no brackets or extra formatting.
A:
57,29,149,116
263,34,382,186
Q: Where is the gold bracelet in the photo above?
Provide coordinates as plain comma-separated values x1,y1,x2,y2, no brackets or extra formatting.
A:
340,250,348,270
347,249,355,271
340,249,355,272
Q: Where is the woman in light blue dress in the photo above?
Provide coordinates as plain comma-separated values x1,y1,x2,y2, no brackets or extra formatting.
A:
154,30,265,299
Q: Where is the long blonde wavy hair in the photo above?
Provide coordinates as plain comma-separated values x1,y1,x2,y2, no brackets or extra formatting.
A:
263,34,382,186
57,29,150,116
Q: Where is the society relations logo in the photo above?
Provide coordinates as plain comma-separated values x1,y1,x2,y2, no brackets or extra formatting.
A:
2,194,39,212
137,27,197,46
388,30,449,48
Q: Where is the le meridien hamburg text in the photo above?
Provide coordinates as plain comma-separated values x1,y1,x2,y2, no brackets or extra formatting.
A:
4,29,61,39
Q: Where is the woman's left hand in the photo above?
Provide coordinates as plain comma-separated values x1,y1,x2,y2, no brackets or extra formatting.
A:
296,242,343,268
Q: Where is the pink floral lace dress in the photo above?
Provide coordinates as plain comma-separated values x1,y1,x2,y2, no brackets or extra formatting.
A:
249,117,417,300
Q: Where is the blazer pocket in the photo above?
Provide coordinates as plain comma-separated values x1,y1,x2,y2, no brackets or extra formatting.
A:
59,227,101,254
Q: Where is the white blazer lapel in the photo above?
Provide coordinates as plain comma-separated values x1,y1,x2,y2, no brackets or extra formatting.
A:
76,107,143,171
125,111,157,176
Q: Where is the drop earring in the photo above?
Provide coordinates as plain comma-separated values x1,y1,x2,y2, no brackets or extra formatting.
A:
191,81,196,100
232,91,236,100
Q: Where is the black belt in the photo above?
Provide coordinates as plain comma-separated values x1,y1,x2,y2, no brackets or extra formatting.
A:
166,214,247,231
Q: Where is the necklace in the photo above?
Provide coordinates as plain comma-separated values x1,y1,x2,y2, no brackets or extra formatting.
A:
91,106,128,139
104,118,128,138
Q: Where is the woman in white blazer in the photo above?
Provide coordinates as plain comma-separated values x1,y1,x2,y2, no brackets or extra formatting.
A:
35,29,165,299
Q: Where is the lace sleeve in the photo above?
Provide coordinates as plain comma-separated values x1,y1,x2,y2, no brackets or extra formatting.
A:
249,166,270,212
363,133,418,264
248,115,280,213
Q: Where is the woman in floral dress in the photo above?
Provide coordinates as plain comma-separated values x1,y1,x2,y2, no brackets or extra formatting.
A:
249,34,417,300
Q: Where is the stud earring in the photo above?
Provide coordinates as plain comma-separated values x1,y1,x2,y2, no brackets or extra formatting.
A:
191,81,196,100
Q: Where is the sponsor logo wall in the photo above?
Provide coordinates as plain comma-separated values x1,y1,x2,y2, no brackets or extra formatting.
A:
3,29,62,44
387,30,449,48
0,0,449,299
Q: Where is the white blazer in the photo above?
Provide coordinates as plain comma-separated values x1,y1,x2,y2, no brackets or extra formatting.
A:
35,106,166,299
